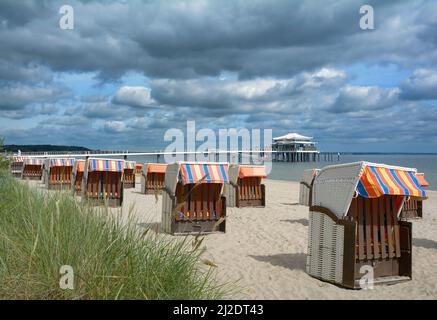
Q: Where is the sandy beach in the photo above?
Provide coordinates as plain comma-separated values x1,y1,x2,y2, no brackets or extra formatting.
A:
109,178,436,300
29,178,437,299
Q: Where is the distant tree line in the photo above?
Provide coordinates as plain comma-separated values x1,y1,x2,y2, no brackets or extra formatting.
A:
4,145,92,152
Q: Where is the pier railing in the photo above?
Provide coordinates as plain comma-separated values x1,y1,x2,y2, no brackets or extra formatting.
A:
16,149,340,163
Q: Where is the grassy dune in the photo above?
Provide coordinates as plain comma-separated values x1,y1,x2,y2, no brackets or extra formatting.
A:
0,172,228,299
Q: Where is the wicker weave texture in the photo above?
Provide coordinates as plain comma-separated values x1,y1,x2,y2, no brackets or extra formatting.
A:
307,211,344,284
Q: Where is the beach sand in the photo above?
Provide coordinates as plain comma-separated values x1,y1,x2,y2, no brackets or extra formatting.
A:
118,178,437,300
30,178,437,299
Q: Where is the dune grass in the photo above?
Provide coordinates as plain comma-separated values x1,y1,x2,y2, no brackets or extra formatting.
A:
0,172,229,299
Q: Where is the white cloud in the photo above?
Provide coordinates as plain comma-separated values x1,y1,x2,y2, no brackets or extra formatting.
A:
103,120,127,133
112,86,155,108
298,68,347,89
330,85,400,113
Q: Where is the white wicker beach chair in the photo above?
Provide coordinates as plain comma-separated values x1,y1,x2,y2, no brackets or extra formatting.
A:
306,161,427,289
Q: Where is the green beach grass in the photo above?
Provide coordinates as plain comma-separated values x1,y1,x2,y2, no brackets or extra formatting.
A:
0,171,229,299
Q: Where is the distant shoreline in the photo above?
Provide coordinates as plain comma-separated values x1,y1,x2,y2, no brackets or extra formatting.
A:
333,152,437,155
4,145,91,153
5,145,437,156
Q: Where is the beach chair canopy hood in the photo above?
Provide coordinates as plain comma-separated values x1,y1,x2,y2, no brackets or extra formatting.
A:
11,156,26,174
145,163,168,174
312,162,427,219
86,158,125,173
415,173,429,187
228,164,267,185
165,162,229,195
50,158,75,167
13,156,26,163
301,168,320,186
72,160,85,178
239,165,267,179
124,161,136,170
76,160,85,173
357,165,426,199
179,162,228,184
25,158,44,166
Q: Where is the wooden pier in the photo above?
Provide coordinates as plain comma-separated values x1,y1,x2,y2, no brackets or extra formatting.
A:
272,151,339,162
18,149,340,163
271,132,339,163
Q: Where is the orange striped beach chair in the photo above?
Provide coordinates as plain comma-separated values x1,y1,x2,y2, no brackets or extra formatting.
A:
225,164,267,208
307,161,427,289
140,163,168,194
135,163,143,175
81,158,125,207
161,162,229,235
10,156,26,178
71,159,85,194
400,172,429,219
44,158,75,190
21,158,44,180
123,161,136,189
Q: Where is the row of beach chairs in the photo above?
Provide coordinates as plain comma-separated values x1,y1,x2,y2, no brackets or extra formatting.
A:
16,157,131,206
11,155,430,290
14,157,267,233
13,157,267,216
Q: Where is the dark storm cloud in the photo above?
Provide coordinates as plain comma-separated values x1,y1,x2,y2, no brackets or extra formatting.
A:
150,68,346,115
328,85,400,113
81,101,125,119
399,69,437,100
0,0,50,28
0,83,70,111
0,61,52,83
0,0,435,82
63,100,138,122
0,109,32,120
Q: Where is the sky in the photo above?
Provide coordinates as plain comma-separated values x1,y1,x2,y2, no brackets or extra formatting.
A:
1,0,437,152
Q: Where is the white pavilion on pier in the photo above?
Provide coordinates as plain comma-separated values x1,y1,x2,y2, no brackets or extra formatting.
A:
272,133,319,162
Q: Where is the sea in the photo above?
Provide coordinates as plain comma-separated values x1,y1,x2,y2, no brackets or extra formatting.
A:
124,153,437,190
268,154,437,190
